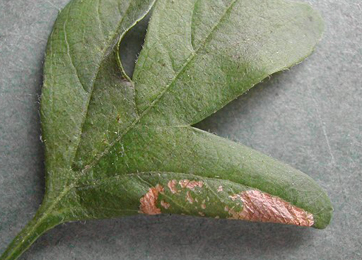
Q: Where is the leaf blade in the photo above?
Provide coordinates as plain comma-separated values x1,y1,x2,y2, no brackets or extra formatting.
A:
85,125,332,228
133,0,324,126
1,0,332,259
40,0,156,180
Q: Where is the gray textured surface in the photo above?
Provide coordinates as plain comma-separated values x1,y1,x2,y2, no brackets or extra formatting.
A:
0,0,361,259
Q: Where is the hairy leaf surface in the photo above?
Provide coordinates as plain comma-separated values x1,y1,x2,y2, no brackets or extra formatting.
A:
1,0,332,259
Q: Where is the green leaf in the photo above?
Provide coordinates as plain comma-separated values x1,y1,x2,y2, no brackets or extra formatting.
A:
1,0,332,259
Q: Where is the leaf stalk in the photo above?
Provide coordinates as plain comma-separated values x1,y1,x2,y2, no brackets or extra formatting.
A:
0,202,62,260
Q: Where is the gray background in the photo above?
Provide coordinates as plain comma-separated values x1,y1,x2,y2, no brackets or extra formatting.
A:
0,0,361,259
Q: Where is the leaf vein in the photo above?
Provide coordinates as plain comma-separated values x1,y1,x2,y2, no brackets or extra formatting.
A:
63,14,88,93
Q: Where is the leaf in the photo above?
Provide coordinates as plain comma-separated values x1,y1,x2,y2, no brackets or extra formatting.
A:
1,0,332,259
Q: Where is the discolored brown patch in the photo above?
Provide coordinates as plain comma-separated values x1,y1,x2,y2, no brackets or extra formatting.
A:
229,194,241,201
186,190,194,204
228,190,314,227
224,205,239,219
139,184,164,215
160,200,170,209
167,180,178,194
179,179,203,190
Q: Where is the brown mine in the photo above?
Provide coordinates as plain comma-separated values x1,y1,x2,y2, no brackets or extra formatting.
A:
179,179,203,190
160,200,170,209
186,190,194,204
229,190,314,227
139,184,164,215
167,180,178,194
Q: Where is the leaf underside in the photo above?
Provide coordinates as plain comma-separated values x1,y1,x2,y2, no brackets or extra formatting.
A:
1,0,332,259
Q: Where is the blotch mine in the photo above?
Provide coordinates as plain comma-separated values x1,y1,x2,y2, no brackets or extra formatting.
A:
167,180,178,194
139,184,164,215
179,179,203,190
161,200,170,209
228,190,314,227
186,190,194,204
